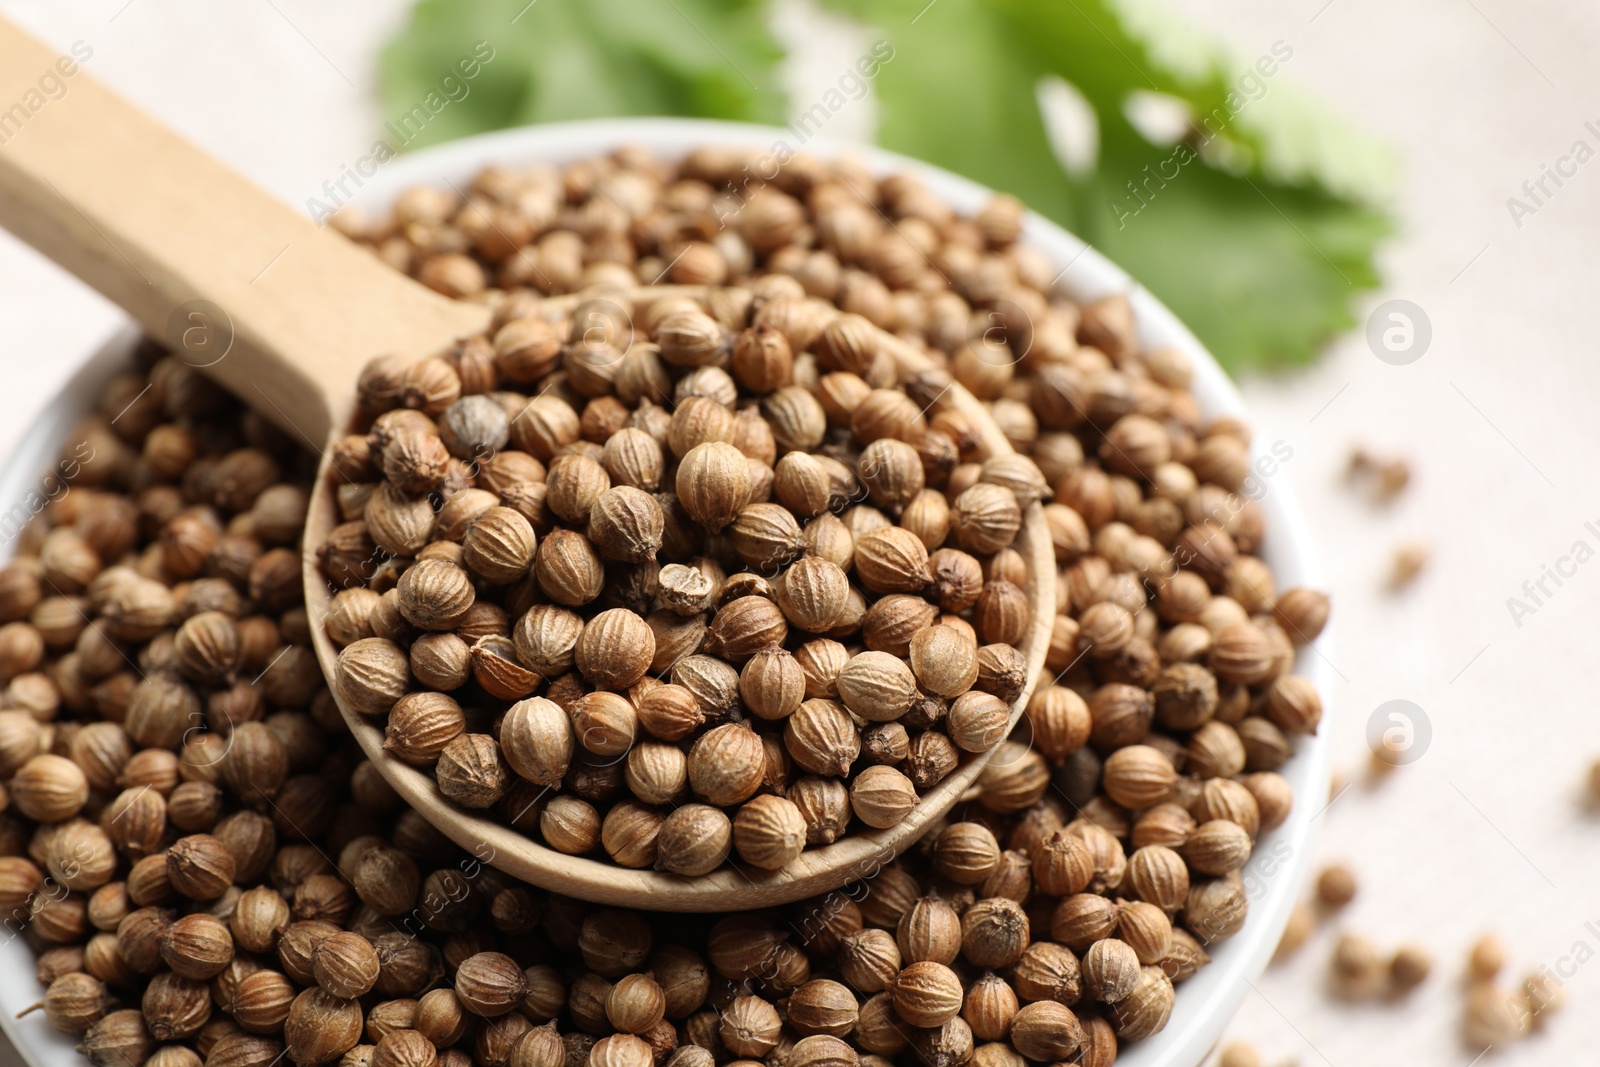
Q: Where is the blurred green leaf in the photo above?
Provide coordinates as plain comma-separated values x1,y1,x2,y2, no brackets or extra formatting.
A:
1081,161,1389,369
826,0,1393,371
379,0,785,148
821,0,1080,230
381,0,1394,372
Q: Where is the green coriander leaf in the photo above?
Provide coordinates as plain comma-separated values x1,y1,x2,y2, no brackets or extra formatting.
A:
1078,156,1390,370
1115,0,1396,202
379,0,784,150
823,0,1394,372
819,0,1080,230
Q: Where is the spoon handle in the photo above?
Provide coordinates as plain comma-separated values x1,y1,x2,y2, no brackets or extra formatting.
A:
0,17,486,442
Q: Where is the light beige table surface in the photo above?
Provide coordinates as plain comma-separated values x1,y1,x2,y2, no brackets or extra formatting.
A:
0,2,1596,1065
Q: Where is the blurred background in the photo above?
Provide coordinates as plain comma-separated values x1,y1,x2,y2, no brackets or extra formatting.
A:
1,1,1595,1063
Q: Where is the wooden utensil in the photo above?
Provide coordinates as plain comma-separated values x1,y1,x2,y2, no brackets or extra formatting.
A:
0,18,1053,909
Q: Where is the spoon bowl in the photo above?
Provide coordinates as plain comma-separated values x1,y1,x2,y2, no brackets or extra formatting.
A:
300,280,1055,909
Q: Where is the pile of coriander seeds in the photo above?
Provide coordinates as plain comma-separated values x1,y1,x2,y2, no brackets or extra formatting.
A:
332,141,1332,1056
0,140,1337,1067
320,272,1044,878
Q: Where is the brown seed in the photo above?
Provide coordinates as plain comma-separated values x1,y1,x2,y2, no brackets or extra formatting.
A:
1273,587,1330,643
730,325,793,393
1265,674,1323,735
836,651,917,723
703,595,788,663
960,897,1030,969
1186,720,1246,780
857,439,925,514
951,484,1022,555
890,895,959,968
655,804,732,876
435,733,507,809
1468,933,1507,981
1462,982,1525,1048
931,823,1000,885
634,683,704,742
461,508,536,583
77,1010,155,1067
395,560,475,632
372,1031,436,1067
850,766,917,829
588,487,665,564
311,931,380,999
1109,967,1174,1041
454,953,527,1017
1078,601,1134,659
573,609,655,690
601,428,665,491
780,979,857,1036
946,691,1010,754
231,886,290,954
789,1034,858,1067
774,557,849,633
1242,771,1293,831
852,993,906,1057
906,625,978,699
1126,846,1190,916
675,442,751,531
688,724,766,806
787,776,850,846
12,753,89,823
569,692,638,757
1315,863,1358,909
1082,938,1142,1003
732,794,807,870
1184,877,1249,943
229,969,295,1034
623,743,686,806
1389,943,1432,992
1329,933,1385,999
533,529,605,606
600,801,663,869
499,698,573,788
1183,820,1253,876
284,988,363,1066
961,971,1018,1042
1033,830,1095,897
383,692,465,767
1009,1001,1083,1062
1101,745,1176,809
336,639,411,718
853,527,932,594
782,699,858,778
1025,686,1091,761
1209,623,1275,685
36,971,112,1035
762,385,827,453
160,912,234,980
604,973,666,1035
166,834,235,901
543,454,611,526
737,646,804,722
539,796,600,855
837,928,901,994
725,504,800,571
890,961,962,1028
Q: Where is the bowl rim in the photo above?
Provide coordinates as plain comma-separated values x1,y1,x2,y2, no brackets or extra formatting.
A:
0,117,1332,1067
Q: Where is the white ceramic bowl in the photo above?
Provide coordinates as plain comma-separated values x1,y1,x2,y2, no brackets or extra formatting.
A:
0,118,1332,1067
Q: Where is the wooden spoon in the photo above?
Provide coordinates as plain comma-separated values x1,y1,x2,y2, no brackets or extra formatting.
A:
0,19,1053,909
